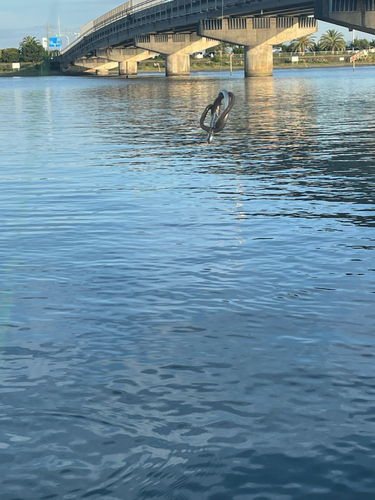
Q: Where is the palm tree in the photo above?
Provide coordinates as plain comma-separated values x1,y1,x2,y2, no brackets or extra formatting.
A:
19,36,45,63
20,36,39,46
319,29,346,54
290,35,316,55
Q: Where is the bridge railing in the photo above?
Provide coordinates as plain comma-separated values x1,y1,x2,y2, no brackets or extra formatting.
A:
276,17,294,28
94,0,133,28
60,0,171,55
298,17,316,28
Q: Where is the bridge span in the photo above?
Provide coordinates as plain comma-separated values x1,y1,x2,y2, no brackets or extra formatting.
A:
58,0,375,77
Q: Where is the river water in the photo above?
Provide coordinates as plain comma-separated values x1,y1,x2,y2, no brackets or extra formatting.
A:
1,67,375,499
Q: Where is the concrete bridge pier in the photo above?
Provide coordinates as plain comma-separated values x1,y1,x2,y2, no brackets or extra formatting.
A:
199,17,317,77
244,43,274,78
165,53,190,77
118,61,137,76
73,57,118,75
134,34,218,76
96,48,154,77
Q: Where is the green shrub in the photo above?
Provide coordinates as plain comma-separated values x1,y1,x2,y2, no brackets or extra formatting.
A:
1,48,20,63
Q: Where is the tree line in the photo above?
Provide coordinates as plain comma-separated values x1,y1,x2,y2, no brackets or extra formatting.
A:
0,36,47,63
282,29,375,55
214,29,374,56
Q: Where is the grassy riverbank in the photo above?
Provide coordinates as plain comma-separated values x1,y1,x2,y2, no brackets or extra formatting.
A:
191,52,375,71
0,61,64,77
138,52,375,72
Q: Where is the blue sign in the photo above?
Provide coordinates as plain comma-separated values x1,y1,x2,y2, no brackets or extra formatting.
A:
49,37,61,48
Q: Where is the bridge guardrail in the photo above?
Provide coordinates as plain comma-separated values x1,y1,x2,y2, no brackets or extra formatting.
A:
60,0,171,55
202,19,223,30
299,17,316,28
253,18,270,29
228,18,247,29
276,17,294,28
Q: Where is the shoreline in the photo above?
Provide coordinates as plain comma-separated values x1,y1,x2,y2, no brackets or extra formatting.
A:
189,61,375,72
1,61,374,77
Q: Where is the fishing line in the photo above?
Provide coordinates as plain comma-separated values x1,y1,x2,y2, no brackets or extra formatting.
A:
199,0,235,143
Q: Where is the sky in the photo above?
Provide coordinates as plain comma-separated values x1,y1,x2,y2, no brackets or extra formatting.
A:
0,0,373,49
0,0,121,48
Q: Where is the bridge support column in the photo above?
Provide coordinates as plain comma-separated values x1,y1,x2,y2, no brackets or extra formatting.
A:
199,17,317,77
244,43,273,77
134,34,218,76
165,53,190,76
118,60,138,76
96,48,154,77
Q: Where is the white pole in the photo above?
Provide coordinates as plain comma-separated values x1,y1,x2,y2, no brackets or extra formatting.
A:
47,23,50,54
58,15,61,51
60,34,70,48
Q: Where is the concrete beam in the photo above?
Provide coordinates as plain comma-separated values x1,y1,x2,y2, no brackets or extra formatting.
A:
118,61,136,76
64,63,94,74
134,34,218,76
199,17,317,77
95,48,151,62
95,48,155,76
315,0,375,36
74,56,118,75
199,17,317,47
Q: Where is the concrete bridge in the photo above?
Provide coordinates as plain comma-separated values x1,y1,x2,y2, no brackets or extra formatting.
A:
58,0,375,77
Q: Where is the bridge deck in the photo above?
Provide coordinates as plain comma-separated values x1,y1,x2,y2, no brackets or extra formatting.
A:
59,0,314,65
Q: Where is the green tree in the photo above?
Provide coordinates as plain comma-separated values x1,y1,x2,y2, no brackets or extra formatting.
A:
232,45,244,55
49,49,60,58
290,35,316,55
315,41,325,52
19,36,46,63
319,29,346,54
310,41,322,52
353,38,370,49
211,41,231,57
1,48,20,63
281,43,292,53
348,39,368,50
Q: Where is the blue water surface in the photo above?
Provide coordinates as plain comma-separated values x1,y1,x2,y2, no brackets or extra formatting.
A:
0,67,375,499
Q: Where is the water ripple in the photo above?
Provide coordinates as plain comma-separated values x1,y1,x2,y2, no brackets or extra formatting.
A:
1,68,375,499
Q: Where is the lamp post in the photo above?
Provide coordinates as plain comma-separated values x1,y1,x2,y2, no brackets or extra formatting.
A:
60,34,70,48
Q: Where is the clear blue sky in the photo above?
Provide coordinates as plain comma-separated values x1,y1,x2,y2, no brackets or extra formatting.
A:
0,1,373,49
